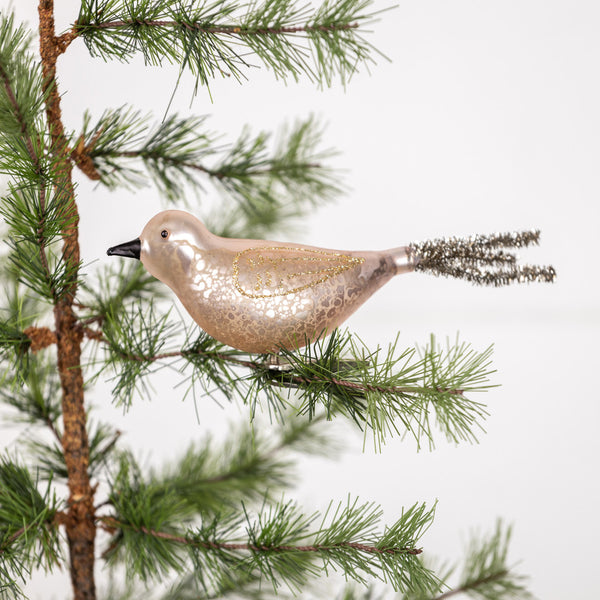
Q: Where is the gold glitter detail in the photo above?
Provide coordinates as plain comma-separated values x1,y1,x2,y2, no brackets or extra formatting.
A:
232,246,365,299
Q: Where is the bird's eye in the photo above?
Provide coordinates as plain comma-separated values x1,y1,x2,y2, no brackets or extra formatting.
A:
161,230,169,239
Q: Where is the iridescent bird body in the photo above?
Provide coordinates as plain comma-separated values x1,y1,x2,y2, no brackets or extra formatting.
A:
135,211,412,353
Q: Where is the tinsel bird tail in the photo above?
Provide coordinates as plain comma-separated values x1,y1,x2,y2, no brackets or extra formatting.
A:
408,230,556,286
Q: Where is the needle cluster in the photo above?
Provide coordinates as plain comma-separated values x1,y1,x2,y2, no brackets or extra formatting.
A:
0,14,77,305
0,457,62,600
337,521,534,600
104,478,437,594
76,0,381,88
90,294,494,449
79,107,339,234
400,521,535,600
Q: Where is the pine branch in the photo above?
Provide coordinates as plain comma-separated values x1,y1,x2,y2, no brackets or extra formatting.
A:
0,272,51,383
148,414,333,515
399,521,536,600
432,572,509,600
158,570,286,600
0,61,37,164
101,496,437,594
0,354,62,441
0,319,31,371
92,415,331,541
99,567,293,599
430,522,535,600
99,300,181,406
264,332,494,449
76,107,215,199
0,456,61,598
337,586,386,600
0,13,45,147
96,314,493,449
77,108,340,231
76,0,383,88
0,13,69,305
0,269,49,332
1,179,80,302
129,524,423,555
204,117,341,238
78,260,165,326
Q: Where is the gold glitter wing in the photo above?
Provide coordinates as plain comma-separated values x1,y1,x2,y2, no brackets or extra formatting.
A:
232,246,365,299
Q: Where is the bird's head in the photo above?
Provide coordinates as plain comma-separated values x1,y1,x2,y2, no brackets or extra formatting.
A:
107,210,213,289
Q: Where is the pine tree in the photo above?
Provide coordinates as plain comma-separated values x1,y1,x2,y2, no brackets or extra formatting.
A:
0,2,537,600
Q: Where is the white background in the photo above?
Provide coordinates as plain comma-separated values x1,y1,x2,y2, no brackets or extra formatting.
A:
2,1,599,598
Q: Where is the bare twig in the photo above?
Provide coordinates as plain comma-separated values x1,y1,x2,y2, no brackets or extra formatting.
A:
432,570,510,600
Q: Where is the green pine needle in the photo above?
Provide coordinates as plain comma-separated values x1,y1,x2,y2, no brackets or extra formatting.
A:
105,325,494,449
76,0,385,89
205,116,341,238
79,107,215,201
104,453,190,579
149,417,322,514
80,260,165,324
0,13,46,142
0,355,61,429
101,300,181,407
0,456,61,598
450,521,535,600
270,331,495,450
80,108,340,230
0,319,31,379
105,494,437,594
1,178,80,302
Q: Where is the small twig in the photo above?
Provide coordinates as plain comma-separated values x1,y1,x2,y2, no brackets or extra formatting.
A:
0,515,61,555
23,326,57,353
96,429,121,461
91,330,466,398
97,517,422,556
82,325,104,342
140,349,464,396
0,526,26,555
91,148,322,180
46,415,62,443
79,20,359,36
432,569,510,600
94,499,114,512
55,27,79,54
70,130,103,180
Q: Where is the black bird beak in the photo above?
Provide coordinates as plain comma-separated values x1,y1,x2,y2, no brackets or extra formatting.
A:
107,238,141,260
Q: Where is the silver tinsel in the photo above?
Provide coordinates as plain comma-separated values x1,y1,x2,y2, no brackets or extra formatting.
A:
409,230,556,286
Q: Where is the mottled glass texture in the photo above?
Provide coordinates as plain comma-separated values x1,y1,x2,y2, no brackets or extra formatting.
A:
136,210,415,353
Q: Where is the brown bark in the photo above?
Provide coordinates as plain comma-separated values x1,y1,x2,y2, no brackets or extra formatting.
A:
38,2,96,599
23,326,57,353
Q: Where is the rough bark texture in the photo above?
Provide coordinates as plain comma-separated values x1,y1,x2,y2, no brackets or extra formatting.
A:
38,2,96,599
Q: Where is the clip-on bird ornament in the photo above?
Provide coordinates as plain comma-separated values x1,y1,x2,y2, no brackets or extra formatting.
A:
107,210,555,354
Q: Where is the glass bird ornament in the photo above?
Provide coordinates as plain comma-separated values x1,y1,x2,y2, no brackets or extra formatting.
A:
107,210,555,353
